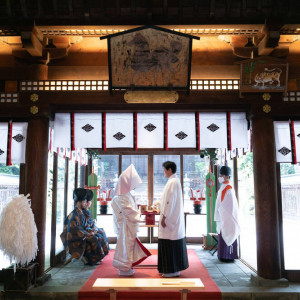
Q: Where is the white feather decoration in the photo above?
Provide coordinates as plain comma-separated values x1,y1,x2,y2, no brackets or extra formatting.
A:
0,194,38,266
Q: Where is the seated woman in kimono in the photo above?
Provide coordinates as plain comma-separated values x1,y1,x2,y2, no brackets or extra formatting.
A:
60,188,105,266
83,189,109,257
111,164,151,276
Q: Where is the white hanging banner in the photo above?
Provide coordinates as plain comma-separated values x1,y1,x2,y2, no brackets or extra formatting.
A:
231,112,249,149
137,113,164,148
168,113,196,148
80,148,88,166
106,113,133,148
274,121,292,163
11,122,28,164
53,113,71,149
0,123,8,164
74,113,102,149
199,112,227,148
293,121,300,163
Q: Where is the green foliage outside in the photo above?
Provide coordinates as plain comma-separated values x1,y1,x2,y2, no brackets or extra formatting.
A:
0,163,20,175
280,164,296,176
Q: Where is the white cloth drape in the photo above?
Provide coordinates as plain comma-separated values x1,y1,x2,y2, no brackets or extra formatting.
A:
230,113,249,149
137,113,164,148
106,113,133,148
199,112,227,148
74,113,102,148
51,112,250,150
11,122,27,164
53,113,70,149
294,121,300,163
274,121,292,163
168,113,196,148
0,123,8,164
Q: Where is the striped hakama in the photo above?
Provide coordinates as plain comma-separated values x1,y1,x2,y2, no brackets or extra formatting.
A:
217,233,238,261
158,237,189,273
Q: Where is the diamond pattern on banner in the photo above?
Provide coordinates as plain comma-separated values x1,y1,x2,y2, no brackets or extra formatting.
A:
12,134,25,143
144,123,156,132
106,113,133,148
199,113,227,148
74,113,102,148
11,122,28,164
113,132,126,141
168,113,196,148
278,147,291,156
175,131,188,140
274,121,292,163
82,124,94,132
207,123,219,132
0,149,4,155
298,134,300,138
137,113,163,149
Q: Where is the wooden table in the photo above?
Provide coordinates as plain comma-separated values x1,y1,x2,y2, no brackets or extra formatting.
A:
139,222,159,244
93,278,205,300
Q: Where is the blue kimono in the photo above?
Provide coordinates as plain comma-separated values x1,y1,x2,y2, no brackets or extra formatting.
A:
83,209,109,256
60,207,105,265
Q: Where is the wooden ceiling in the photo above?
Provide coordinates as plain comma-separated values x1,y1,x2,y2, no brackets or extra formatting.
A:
0,0,300,27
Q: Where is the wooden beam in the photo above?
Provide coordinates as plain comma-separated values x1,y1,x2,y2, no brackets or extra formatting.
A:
52,0,58,18
6,0,12,17
25,117,49,278
20,0,28,18
50,153,58,266
252,117,281,279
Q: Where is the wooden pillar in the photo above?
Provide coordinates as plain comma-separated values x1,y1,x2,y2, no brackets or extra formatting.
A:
252,117,281,279
30,64,48,80
25,117,49,278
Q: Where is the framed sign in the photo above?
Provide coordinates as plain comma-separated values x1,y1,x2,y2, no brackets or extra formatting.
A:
238,57,288,96
101,25,199,92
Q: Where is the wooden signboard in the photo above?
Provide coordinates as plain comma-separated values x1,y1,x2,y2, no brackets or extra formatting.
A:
238,57,288,97
101,25,199,92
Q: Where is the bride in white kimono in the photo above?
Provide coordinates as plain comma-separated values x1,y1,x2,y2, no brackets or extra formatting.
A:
111,164,151,276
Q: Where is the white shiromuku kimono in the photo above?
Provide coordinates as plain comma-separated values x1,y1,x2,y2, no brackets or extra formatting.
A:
214,180,240,260
111,164,151,273
158,173,189,274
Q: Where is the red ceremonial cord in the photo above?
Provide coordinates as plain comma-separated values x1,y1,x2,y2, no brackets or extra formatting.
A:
7,121,12,166
71,113,75,151
165,112,168,150
103,112,106,151
227,112,232,151
197,112,200,151
291,121,297,164
135,112,137,151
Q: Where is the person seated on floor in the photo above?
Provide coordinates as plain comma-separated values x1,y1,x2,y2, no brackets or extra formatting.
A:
83,189,109,257
60,188,104,266
111,164,151,276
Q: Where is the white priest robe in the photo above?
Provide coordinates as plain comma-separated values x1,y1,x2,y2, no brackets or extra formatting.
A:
111,164,151,272
158,174,185,240
214,181,240,246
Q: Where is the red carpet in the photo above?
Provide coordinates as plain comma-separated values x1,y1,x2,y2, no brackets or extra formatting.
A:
78,249,221,300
